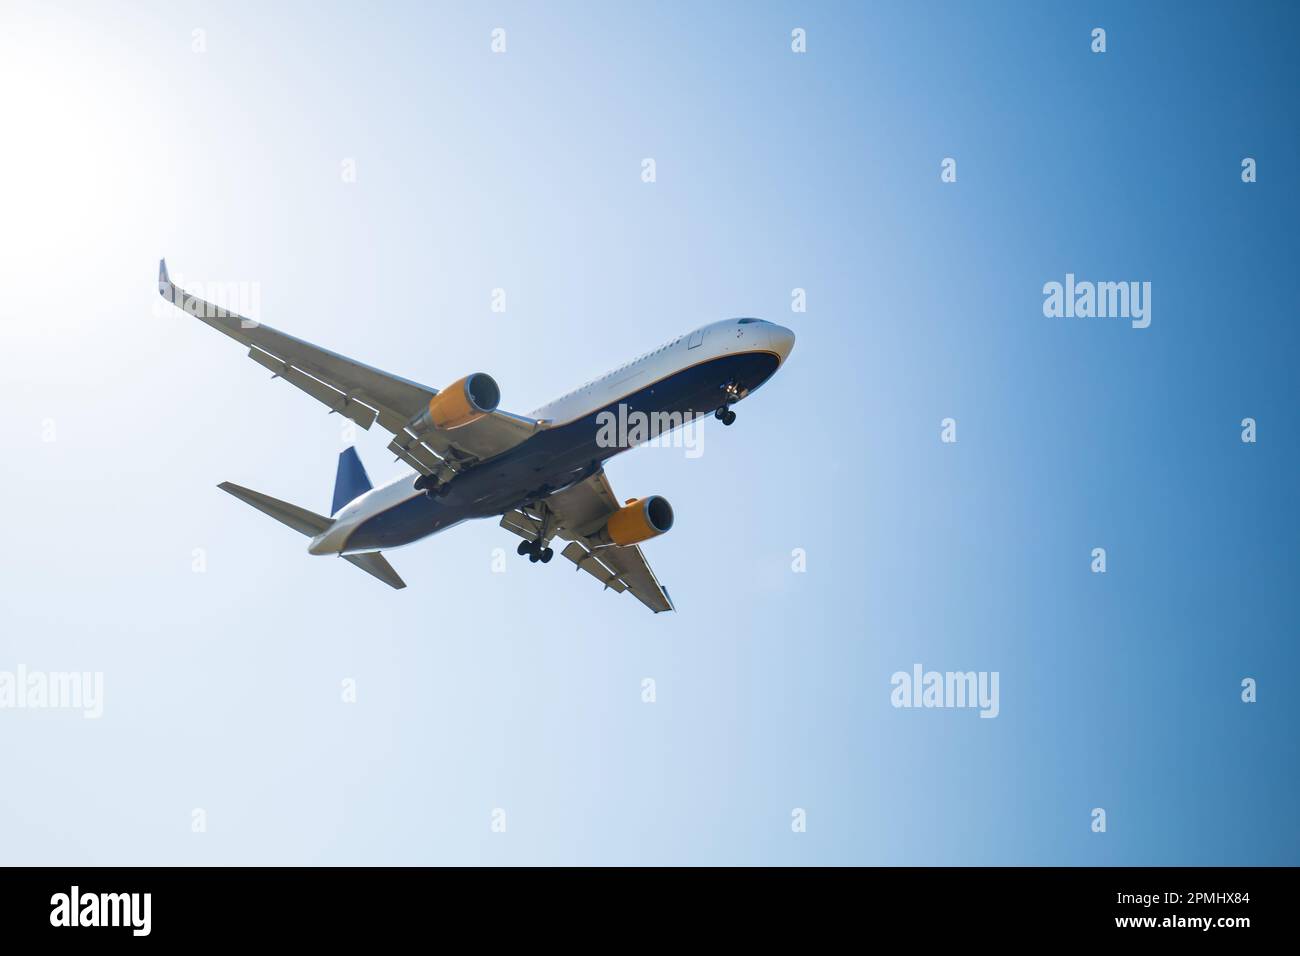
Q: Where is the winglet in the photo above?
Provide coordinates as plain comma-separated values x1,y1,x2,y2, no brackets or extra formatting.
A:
659,585,675,613
158,258,173,299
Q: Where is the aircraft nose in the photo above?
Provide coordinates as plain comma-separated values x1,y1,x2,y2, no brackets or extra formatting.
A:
767,323,796,364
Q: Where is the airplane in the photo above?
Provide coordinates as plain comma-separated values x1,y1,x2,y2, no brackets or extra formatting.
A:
158,260,795,612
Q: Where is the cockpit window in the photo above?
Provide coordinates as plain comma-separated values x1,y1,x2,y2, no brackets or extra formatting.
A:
737,318,760,324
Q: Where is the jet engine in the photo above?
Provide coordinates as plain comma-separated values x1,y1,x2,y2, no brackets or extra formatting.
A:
411,373,500,430
597,496,674,546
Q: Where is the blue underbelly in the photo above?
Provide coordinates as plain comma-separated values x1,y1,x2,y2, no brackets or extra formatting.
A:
343,350,779,551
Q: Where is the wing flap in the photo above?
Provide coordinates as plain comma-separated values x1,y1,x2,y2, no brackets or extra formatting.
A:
247,347,379,430
592,543,673,612
500,510,542,540
386,436,442,477
561,542,629,593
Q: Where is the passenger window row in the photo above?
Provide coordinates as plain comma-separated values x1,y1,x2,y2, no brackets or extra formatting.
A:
551,334,686,403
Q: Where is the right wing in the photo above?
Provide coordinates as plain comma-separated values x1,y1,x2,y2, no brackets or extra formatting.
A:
500,471,675,614
159,260,542,477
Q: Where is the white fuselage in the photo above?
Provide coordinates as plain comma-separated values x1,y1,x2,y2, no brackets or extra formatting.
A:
529,317,793,425
310,317,794,555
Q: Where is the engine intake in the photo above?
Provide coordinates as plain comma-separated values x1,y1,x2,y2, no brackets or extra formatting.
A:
602,496,674,546
414,373,500,430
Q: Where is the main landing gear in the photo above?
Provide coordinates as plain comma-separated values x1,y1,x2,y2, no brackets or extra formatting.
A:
518,504,554,563
414,474,452,498
517,538,554,563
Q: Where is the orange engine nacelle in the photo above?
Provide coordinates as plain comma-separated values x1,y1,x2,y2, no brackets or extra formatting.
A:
602,496,675,546
413,373,501,430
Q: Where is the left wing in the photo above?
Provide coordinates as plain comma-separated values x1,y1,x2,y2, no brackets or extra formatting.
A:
500,471,675,614
158,260,542,479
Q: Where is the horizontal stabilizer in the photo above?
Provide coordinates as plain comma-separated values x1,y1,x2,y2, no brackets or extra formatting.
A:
342,552,406,589
219,481,406,589
217,481,331,536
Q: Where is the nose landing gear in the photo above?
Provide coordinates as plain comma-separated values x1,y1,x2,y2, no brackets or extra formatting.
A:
716,380,742,425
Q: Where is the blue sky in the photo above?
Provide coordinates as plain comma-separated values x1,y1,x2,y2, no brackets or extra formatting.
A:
0,1,1296,864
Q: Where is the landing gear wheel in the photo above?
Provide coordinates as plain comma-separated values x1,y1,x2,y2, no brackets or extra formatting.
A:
721,409,737,426
419,475,453,498
521,539,550,563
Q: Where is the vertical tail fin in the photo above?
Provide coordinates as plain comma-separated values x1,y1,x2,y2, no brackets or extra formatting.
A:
332,446,373,515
